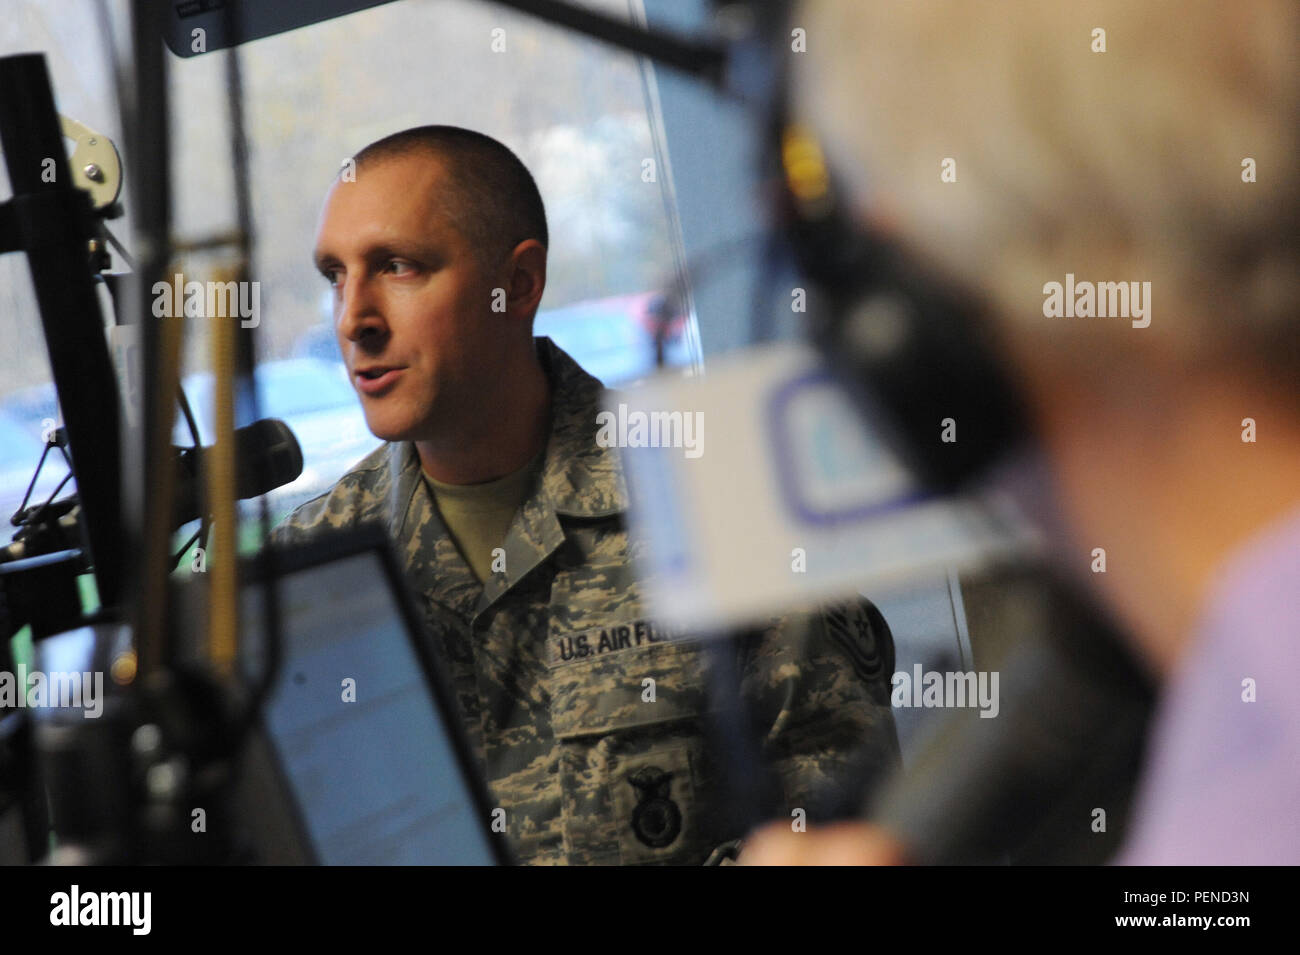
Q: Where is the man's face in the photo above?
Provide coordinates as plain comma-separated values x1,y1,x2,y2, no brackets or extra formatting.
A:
312,153,502,442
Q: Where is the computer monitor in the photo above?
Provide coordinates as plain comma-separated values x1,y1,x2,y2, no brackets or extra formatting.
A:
238,525,511,865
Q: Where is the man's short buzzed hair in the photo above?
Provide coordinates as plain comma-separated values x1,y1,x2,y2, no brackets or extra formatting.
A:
352,125,548,270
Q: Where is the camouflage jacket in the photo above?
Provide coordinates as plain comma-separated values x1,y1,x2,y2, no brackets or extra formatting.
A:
271,337,900,864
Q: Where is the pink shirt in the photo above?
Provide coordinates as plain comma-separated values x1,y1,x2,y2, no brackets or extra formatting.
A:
1117,506,1300,864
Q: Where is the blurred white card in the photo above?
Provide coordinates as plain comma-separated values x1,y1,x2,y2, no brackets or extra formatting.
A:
615,341,1030,631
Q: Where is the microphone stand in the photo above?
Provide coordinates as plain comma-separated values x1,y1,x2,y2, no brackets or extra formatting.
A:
0,0,283,864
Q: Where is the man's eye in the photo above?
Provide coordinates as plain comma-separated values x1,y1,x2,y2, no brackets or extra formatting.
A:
385,260,414,276
321,268,341,287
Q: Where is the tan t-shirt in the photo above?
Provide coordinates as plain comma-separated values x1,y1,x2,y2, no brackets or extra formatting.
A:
421,450,543,583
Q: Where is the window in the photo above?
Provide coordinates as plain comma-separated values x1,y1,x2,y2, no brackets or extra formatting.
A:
0,0,700,533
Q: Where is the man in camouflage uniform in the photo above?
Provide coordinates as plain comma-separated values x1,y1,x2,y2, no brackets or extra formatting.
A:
273,125,900,864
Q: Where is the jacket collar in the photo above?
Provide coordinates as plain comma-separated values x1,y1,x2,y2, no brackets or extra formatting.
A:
533,336,629,519
383,336,628,620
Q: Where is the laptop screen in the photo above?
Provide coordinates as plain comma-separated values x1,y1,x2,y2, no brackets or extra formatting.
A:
241,548,498,865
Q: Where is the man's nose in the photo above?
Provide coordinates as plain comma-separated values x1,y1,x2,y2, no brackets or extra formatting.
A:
336,273,388,345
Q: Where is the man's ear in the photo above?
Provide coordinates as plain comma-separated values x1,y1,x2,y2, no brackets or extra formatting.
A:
504,239,547,320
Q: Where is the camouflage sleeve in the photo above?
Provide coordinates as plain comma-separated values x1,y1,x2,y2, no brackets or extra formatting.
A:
737,596,901,823
269,493,334,550
267,476,370,550
267,445,395,551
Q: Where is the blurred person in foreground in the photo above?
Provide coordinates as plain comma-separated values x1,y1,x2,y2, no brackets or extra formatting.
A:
744,0,1299,865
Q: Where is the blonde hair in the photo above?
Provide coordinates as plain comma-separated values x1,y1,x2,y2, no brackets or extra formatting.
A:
792,0,1298,392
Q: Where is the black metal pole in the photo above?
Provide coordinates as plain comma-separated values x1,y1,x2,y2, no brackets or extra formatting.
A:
0,54,125,613
125,0,175,678
491,0,728,86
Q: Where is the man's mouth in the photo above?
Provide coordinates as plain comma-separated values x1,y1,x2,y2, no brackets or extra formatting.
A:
354,366,405,395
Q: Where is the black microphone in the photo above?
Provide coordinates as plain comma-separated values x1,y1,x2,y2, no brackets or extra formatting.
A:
868,570,1155,864
172,418,303,529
